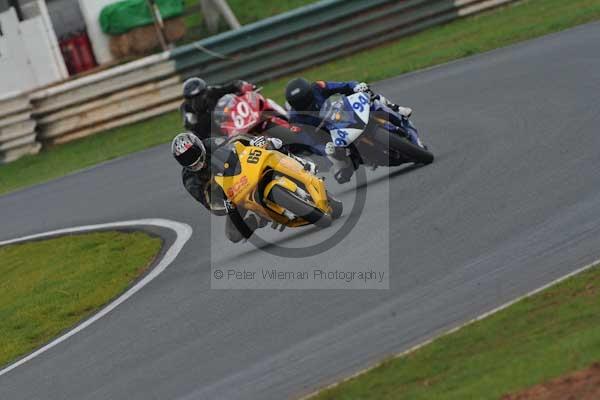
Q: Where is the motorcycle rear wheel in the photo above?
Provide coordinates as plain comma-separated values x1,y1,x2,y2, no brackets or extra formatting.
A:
269,185,332,228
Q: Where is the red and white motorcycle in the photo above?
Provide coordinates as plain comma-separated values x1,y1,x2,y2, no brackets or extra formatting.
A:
213,88,322,176
213,88,304,145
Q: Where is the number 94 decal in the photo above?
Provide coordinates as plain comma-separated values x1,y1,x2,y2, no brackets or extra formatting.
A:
335,130,349,146
351,93,370,113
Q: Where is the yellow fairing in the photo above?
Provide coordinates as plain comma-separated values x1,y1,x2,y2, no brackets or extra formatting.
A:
214,141,331,227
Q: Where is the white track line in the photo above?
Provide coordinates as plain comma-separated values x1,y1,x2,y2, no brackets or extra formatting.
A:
0,218,193,377
301,257,600,399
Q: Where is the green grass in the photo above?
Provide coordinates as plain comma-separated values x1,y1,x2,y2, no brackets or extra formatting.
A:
0,231,162,368
2,0,600,196
310,265,600,400
223,0,317,25
0,112,181,195
261,0,600,104
182,0,315,41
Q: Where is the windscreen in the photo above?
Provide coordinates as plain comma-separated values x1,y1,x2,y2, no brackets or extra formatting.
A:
319,94,355,130
210,143,242,177
213,94,238,128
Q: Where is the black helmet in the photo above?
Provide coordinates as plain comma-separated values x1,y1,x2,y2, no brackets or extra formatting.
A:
285,78,314,111
183,77,207,99
171,132,206,171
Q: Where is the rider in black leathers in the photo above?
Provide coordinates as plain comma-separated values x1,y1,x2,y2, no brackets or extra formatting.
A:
180,77,254,139
172,132,308,243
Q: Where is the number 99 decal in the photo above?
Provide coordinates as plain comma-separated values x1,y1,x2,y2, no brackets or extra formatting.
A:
232,101,251,128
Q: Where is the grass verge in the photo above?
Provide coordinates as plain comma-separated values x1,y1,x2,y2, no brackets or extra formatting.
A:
2,0,600,195
0,231,162,368
309,265,600,400
182,0,314,42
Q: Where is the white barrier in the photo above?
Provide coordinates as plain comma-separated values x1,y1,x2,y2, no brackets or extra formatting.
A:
0,0,519,160
0,95,40,163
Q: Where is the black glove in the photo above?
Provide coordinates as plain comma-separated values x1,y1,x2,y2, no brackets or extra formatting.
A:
224,199,235,214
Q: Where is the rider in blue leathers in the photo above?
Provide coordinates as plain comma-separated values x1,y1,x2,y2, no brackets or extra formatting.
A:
285,78,417,183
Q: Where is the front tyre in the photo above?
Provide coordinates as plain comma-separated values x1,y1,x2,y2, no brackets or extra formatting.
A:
373,128,434,165
269,185,332,228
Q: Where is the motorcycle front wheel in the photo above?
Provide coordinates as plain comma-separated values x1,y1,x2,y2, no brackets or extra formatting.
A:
372,128,434,165
269,185,332,228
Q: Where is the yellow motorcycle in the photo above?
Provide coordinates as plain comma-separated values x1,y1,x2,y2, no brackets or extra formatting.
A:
211,138,342,232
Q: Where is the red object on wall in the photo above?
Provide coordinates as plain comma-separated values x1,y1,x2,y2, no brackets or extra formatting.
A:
59,31,97,76
74,31,97,71
61,36,84,75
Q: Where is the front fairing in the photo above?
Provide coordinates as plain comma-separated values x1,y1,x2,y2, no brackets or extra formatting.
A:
213,142,265,206
210,143,242,177
320,94,356,130
214,93,262,136
320,93,370,147
212,141,331,227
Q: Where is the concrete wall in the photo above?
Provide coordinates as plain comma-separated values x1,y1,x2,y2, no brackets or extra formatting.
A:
0,3,67,95
0,94,40,163
0,8,37,94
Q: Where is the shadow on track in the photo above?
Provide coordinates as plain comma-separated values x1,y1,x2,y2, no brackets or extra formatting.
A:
217,224,327,264
337,163,423,196
218,157,440,262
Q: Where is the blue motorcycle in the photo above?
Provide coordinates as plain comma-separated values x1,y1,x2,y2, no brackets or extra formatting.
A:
317,92,434,168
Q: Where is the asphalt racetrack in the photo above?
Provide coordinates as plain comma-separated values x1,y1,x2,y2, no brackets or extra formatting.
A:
1,22,600,399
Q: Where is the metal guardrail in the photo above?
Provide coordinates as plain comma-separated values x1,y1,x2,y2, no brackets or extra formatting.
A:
175,0,514,84
1,0,518,157
30,52,178,144
0,95,40,163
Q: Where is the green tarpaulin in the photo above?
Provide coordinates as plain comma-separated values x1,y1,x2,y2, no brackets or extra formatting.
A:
100,0,184,35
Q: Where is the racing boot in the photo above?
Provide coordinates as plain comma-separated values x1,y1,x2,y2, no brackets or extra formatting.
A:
325,142,354,184
395,106,413,118
225,215,259,243
224,206,259,243
375,94,412,117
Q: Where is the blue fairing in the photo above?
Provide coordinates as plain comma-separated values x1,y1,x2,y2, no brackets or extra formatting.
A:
397,116,420,145
403,117,418,135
